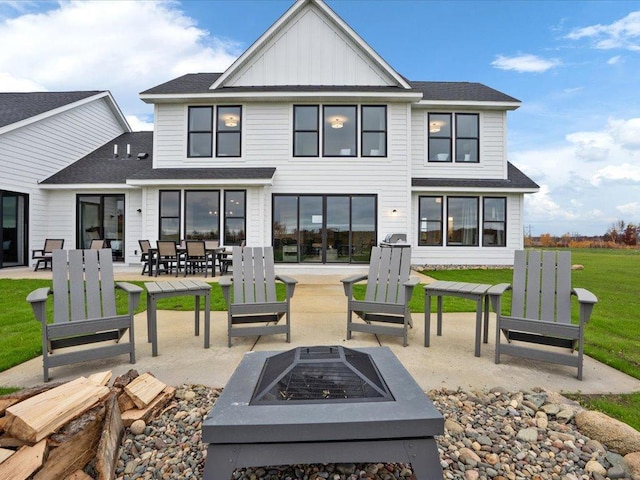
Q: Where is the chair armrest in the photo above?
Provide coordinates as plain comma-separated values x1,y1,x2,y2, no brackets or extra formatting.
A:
341,274,368,297
219,277,232,304
27,287,51,323
116,282,143,312
276,275,298,299
487,283,511,296
573,287,598,325
31,249,45,258
404,276,420,288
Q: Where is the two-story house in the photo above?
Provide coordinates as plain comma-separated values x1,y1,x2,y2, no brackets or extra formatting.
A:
11,0,539,269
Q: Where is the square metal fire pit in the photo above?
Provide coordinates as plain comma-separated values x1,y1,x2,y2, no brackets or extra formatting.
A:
202,346,444,479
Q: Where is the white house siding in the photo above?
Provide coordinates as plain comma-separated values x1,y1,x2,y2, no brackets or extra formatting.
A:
0,98,126,254
227,6,394,87
153,104,186,169
410,193,523,267
410,109,506,180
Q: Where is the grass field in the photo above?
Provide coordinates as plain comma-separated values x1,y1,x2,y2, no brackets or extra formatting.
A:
0,248,639,429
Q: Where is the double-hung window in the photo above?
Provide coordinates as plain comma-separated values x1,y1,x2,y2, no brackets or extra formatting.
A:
188,106,242,157
428,113,479,163
159,190,181,241
418,196,443,246
293,106,319,156
361,106,386,157
482,197,506,246
188,107,213,157
224,190,246,245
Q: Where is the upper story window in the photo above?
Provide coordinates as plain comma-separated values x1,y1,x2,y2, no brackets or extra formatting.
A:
188,106,242,158
216,106,242,157
428,113,479,163
293,105,319,157
188,107,213,157
361,106,386,157
323,105,357,157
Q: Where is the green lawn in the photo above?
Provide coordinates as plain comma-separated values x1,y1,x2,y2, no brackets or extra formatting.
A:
1,249,639,430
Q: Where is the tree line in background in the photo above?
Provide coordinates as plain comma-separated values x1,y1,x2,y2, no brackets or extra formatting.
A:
525,220,639,248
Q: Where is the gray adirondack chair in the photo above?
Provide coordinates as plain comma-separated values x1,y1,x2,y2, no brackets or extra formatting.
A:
488,250,597,380
341,246,419,346
219,246,297,347
26,248,142,382
31,238,64,271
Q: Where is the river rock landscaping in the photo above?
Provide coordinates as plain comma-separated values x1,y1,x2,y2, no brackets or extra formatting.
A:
111,384,640,480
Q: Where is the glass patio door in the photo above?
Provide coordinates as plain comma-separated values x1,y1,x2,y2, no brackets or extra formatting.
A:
77,195,125,260
0,191,27,268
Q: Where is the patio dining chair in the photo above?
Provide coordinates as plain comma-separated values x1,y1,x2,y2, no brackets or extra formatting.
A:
89,239,106,249
184,240,214,277
138,239,153,275
488,250,597,380
341,246,419,346
31,238,65,271
155,240,183,277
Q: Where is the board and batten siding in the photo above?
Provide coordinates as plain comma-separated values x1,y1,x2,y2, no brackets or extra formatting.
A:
410,193,523,266
410,109,506,180
227,6,394,87
0,98,127,254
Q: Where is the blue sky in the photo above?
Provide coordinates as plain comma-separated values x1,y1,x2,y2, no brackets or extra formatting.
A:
1,0,639,236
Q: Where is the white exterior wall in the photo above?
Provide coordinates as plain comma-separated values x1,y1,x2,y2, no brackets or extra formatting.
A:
411,109,506,179
0,98,126,254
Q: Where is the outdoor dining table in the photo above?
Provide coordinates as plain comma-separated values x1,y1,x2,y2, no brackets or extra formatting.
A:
147,245,225,277
424,280,493,357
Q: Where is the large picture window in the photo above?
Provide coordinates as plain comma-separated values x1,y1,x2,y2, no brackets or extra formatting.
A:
447,197,478,246
216,106,241,157
323,105,357,157
428,113,479,163
185,190,219,241
188,107,213,157
361,106,386,157
224,190,246,245
483,197,506,246
159,191,181,241
418,196,443,246
293,105,319,157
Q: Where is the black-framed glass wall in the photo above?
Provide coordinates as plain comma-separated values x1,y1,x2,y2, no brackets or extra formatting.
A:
159,189,246,245
77,194,125,260
0,190,28,268
272,194,377,264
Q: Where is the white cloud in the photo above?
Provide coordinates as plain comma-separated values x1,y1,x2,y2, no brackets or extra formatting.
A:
616,201,640,216
591,163,640,186
607,55,622,64
491,54,561,73
0,71,46,91
0,1,241,116
566,11,640,51
608,117,640,149
125,115,153,132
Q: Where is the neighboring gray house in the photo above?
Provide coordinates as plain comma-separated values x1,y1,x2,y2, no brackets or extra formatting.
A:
1,0,538,269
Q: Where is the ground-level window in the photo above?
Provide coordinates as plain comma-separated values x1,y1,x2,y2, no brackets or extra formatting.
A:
159,190,181,242
447,197,478,246
273,194,377,264
77,194,125,260
224,190,246,245
184,190,219,241
483,197,506,246
418,196,443,246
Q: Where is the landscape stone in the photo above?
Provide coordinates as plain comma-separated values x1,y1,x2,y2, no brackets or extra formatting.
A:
576,410,640,455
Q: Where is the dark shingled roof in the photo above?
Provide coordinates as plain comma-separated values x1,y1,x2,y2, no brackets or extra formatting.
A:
412,162,539,190
0,91,104,128
42,132,154,184
141,73,519,103
42,131,276,184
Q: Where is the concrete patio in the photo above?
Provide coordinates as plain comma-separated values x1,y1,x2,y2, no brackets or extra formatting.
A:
1,264,639,394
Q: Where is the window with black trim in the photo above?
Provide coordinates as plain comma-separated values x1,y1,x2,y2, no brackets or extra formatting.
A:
361,106,386,157
185,190,219,241
483,197,506,246
428,113,479,163
293,105,319,157
447,197,478,246
323,105,356,156
224,190,246,245
188,107,213,157
216,106,241,157
418,196,443,246
159,190,181,241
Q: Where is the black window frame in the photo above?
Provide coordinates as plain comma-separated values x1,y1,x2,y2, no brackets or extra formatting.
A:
482,197,507,247
158,190,181,241
361,105,387,157
446,196,479,247
293,105,319,157
216,105,242,158
455,113,479,163
224,190,246,246
187,106,213,158
418,196,443,246
184,190,220,242
323,105,357,157
428,113,452,162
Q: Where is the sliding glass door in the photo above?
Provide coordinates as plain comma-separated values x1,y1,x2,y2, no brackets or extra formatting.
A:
0,191,28,268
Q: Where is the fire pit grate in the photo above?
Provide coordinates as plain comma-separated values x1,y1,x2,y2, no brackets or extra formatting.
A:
251,346,393,404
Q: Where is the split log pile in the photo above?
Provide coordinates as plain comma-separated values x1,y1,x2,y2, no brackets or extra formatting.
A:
0,370,175,480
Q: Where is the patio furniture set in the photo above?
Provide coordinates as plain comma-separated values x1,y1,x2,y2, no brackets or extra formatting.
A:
26,241,598,383
138,239,234,278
